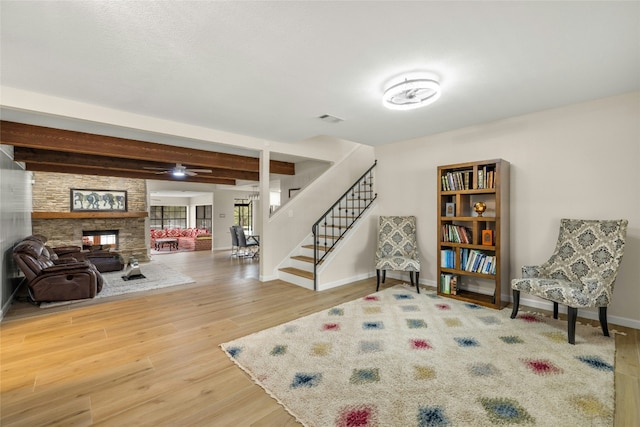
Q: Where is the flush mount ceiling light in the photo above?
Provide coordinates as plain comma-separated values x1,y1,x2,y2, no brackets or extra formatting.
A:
382,78,441,111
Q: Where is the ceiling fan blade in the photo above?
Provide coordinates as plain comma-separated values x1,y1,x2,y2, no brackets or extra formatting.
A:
143,166,169,171
185,168,213,173
185,170,198,176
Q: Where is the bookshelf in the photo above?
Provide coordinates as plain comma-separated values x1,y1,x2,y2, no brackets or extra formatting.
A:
437,159,510,309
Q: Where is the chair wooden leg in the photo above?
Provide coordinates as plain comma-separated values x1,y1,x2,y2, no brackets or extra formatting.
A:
510,290,520,319
409,272,414,287
381,270,386,284
415,272,420,294
567,307,577,344
553,302,559,319
599,307,609,337
376,269,381,291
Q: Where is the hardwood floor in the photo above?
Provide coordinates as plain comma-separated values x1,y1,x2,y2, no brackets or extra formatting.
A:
1,250,638,426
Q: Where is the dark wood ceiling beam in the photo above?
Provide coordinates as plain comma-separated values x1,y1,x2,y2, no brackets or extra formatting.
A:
270,159,296,175
1,120,295,175
26,163,236,185
14,147,260,181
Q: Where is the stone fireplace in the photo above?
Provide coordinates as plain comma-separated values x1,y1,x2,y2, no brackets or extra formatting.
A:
30,172,149,262
32,217,148,262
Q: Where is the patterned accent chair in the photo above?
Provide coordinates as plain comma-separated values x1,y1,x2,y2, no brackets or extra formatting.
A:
375,216,421,293
511,219,628,344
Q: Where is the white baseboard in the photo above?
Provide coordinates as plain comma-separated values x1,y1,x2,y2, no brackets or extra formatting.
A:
318,272,377,291
259,273,279,282
1,279,26,322
518,295,640,330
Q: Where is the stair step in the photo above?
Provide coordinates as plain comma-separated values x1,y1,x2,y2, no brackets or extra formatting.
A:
279,267,314,279
314,234,340,240
320,224,353,229
302,244,332,252
291,255,324,264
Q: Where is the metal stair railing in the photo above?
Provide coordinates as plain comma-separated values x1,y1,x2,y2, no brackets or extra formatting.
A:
311,161,377,290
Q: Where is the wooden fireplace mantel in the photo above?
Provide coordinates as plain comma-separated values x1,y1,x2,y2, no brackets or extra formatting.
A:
32,211,148,219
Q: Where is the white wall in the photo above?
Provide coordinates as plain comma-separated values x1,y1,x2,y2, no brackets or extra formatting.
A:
375,92,640,326
279,160,331,205
0,145,32,318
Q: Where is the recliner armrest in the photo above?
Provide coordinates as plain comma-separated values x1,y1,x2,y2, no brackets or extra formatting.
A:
53,246,83,255
41,262,93,274
52,257,79,264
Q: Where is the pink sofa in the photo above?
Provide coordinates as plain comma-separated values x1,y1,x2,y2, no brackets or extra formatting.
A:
150,228,212,251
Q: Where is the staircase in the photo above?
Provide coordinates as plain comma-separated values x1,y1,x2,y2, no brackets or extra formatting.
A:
278,161,377,290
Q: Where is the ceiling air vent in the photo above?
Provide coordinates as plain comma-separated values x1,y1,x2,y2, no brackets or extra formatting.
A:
318,114,344,124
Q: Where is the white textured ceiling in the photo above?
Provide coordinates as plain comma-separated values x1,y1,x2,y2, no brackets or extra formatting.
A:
1,1,639,147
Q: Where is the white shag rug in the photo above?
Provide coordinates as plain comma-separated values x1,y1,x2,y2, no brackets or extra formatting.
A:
221,284,616,427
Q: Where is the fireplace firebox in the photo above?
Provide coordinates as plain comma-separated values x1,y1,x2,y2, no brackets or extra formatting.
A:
83,229,119,251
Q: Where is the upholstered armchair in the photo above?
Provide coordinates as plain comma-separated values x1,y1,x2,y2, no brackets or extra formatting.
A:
511,219,628,344
375,216,421,293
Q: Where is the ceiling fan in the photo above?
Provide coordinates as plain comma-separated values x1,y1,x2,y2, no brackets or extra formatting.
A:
144,163,213,177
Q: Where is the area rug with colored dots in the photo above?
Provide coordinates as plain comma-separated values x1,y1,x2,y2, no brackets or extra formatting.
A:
220,285,615,426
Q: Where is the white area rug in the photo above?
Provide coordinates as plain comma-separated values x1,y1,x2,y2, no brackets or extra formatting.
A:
222,285,616,426
40,261,195,308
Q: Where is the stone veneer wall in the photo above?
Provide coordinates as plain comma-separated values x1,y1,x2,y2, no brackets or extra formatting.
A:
31,172,149,262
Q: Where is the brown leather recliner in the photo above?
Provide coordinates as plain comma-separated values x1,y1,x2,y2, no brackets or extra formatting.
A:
24,235,124,273
53,245,125,273
13,238,104,303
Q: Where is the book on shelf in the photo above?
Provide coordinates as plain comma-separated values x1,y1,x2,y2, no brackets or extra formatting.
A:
440,273,458,295
461,248,496,275
440,249,455,269
476,167,495,189
441,170,472,191
442,224,472,243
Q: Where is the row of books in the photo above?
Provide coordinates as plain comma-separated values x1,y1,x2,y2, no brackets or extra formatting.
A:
440,273,458,295
441,166,496,191
442,224,472,243
461,248,496,275
440,249,455,269
477,166,495,189
441,170,471,191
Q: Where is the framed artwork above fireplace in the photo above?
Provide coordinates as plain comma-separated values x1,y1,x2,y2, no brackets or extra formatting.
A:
71,189,128,212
